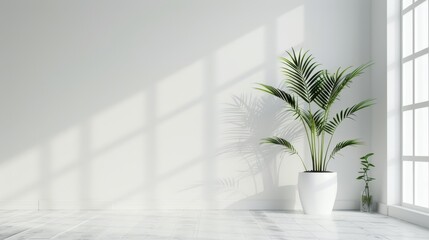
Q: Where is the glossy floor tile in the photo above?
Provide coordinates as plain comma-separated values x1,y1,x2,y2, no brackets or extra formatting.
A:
0,210,427,239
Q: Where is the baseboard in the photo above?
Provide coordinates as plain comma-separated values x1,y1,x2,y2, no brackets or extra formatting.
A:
33,200,302,210
387,205,429,229
0,201,38,210
333,200,359,210
0,199,359,210
377,202,388,215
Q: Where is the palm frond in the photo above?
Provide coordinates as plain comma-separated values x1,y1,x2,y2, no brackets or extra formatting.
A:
312,110,326,135
325,99,374,135
314,70,336,108
315,63,372,110
330,139,362,160
262,136,298,155
281,49,323,103
262,136,308,170
256,84,300,117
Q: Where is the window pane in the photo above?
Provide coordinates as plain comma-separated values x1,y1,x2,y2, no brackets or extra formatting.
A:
403,60,413,106
415,162,429,207
415,1,428,53
415,107,429,156
403,161,414,204
403,11,413,57
401,0,429,210
403,110,414,156
415,54,428,103
403,0,413,10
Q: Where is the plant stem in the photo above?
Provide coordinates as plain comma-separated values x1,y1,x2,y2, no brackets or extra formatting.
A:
308,103,317,171
320,106,331,171
323,134,334,170
299,115,312,171
319,131,325,171
311,126,319,171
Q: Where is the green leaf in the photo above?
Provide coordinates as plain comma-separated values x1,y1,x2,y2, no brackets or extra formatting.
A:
325,99,374,135
281,49,323,103
255,84,300,117
261,137,298,155
330,139,362,159
315,63,372,111
360,152,374,160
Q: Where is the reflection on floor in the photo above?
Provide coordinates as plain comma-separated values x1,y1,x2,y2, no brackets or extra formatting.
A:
0,210,428,239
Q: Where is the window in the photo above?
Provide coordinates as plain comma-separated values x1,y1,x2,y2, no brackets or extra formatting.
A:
402,0,429,211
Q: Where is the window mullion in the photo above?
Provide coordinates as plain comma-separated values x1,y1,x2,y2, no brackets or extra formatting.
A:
401,0,429,210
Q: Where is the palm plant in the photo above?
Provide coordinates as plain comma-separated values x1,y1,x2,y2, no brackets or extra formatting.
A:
257,49,373,172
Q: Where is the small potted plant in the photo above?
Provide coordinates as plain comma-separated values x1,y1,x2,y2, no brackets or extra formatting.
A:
357,153,375,212
257,49,373,214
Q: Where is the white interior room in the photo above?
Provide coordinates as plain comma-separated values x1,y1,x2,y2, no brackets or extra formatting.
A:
0,0,429,239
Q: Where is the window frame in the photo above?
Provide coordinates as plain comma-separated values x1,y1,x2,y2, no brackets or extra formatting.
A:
401,0,429,213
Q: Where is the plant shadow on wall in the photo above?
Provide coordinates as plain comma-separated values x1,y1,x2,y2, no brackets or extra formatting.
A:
182,92,304,209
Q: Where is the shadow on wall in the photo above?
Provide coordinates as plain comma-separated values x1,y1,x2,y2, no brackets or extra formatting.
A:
180,93,304,209
223,94,304,209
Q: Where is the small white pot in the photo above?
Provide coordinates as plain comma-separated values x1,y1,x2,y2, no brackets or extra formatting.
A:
298,172,337,215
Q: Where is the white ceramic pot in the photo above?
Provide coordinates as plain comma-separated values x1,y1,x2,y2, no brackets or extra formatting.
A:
298,172,337,215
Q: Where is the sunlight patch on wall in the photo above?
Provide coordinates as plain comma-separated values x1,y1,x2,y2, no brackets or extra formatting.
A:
0,147,40,200
276,5,304,52
157,157,204,200
50,126,81,172
90,92,146,151
278,152,303,185
91,133,146,200
156,103,204,176
215,27,265,87
50,170,80,201
49,126,81,200
157,60,204,117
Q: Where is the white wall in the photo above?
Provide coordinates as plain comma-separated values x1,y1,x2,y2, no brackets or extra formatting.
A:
371,0,389,210
371,0,402,212
0,0,372,210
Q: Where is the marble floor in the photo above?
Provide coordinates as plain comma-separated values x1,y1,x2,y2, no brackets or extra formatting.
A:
0,210,428,240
